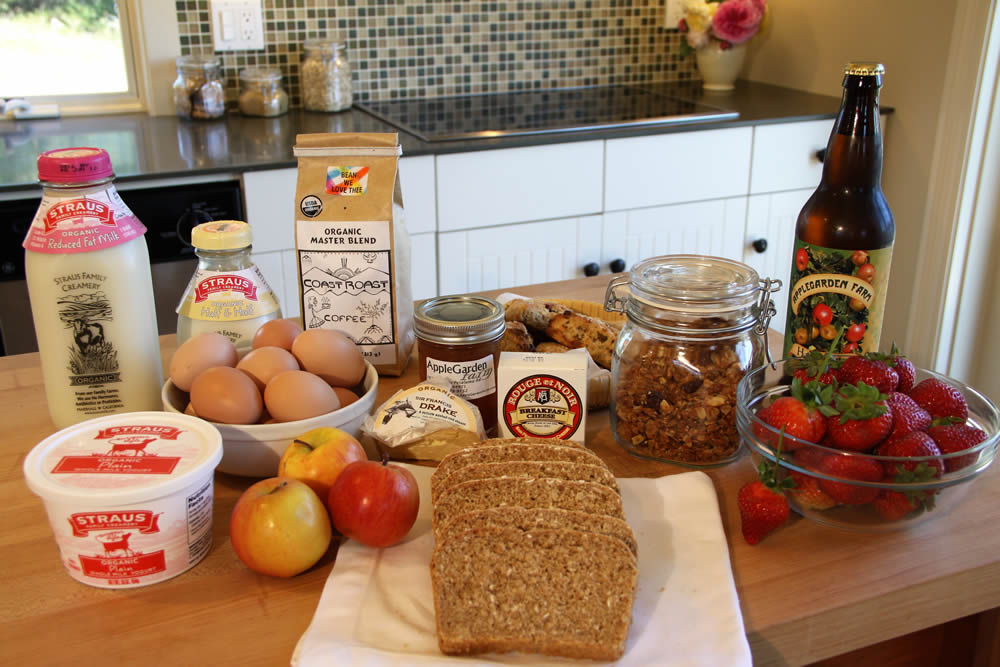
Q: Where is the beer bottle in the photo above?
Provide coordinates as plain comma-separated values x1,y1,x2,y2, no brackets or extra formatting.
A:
782,62,894,358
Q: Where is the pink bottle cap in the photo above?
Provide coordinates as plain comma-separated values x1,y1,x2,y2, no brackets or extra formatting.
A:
37,147,114,184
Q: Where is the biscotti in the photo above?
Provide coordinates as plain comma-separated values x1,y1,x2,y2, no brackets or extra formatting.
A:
432,477,625,537
430,526,637,660
437,507,638,558
431,442,606,499
431,460,620,503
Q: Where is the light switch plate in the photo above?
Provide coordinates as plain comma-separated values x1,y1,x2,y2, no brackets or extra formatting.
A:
664,0,685,28
210,0,264,51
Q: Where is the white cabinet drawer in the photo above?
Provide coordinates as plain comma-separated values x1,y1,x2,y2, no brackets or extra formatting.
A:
435,142,604,231
600,198,747,270
750,120,830,194
410,232,438,301
604,127,752,211
242,168,297,253
399,155,436,234
437,216,603,295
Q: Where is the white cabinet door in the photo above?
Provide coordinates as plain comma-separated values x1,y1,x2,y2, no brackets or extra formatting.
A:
399,155,436,235
604,127,752,211
410,232,438,301
743,189,813,334
242,168,297,253
280,249,301,319
250,249,286,317
437,216,603,295
750,120,830,194
435,142,604,232
600,197,748,270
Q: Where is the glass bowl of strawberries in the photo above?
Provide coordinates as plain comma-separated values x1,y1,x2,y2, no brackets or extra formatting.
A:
735,355,1000,531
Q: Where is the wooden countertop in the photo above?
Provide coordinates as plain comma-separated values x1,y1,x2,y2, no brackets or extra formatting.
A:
2,275,998,666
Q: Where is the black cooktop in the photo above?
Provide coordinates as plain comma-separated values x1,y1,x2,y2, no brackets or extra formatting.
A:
357,86,739,142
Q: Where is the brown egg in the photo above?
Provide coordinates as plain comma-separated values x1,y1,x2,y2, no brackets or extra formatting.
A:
170,333,238,391
190,367,263,425
264,370,341,422
332,386,360,408
184,402,198,417
291,329,365,387
236,346,300,391
253,318,304,351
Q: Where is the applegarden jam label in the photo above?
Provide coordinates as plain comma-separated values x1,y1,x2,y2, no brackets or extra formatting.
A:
782,240,893,358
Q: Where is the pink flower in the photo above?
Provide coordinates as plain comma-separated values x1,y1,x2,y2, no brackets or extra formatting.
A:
711,0,764,45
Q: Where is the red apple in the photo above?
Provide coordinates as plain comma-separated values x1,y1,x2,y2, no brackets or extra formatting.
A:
327,459,420,548
230,477,332,578
278,427,367,500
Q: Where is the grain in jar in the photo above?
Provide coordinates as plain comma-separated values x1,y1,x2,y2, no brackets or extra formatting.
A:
172,55,225,120
605,255,780,467
301,39,353,112
238,67,289,117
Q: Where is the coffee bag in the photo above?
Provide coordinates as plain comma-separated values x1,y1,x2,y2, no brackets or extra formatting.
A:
292,133,413,375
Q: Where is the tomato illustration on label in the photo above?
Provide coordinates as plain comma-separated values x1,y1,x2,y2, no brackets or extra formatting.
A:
782,241,892,358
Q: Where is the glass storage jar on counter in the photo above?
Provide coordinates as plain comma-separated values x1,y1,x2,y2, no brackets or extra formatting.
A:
301,39,353,112
605,255,780,467
173,55,226,119
238,67,289,117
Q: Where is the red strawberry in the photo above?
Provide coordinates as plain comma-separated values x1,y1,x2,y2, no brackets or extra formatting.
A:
758,379,832,448
875,431,944,480
738,480,791,545
816,453,884,505
908,378,969,420
839,355,899,394
884,392,932,443
870,343,916,393
873,490,918,521
927,423,988,472
793,445,829,473
787,470,837,510
789,347,842,386
823,383,894,451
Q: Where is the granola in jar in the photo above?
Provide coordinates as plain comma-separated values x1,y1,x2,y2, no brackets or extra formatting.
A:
606,255,780,467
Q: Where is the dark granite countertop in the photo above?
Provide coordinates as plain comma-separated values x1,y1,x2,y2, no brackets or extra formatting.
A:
0,81,849,194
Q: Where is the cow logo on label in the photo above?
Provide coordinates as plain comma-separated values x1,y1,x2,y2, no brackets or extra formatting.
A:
58,290,121,386
502,374,583,439
77,530,167,582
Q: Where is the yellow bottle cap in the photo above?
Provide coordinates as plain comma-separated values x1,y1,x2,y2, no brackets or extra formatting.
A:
191,220,253,250
844,62,885,76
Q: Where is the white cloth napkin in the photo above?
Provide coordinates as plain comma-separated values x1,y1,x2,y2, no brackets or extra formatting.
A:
292,464,751,667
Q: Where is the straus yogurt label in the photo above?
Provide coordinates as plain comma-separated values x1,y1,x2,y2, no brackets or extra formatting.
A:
23,188,147,255
50,428,183,475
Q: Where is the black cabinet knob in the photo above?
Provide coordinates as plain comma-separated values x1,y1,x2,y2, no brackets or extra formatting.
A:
815,148,827,163
609,258,626,273
752,239,768,253
583,262,600,277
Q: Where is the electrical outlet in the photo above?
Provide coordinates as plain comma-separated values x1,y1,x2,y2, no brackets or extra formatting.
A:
664,0,685,29
210,0,264,52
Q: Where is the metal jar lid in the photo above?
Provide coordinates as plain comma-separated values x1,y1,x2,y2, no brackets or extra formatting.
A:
414,295,505,345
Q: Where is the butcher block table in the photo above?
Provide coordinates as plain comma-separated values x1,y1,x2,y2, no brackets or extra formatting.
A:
2,275,1000,667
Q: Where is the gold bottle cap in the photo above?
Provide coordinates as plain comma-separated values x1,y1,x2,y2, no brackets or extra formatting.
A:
191,220,253,250
844,62,885,76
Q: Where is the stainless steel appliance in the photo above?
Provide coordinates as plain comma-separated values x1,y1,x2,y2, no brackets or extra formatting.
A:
357,85,739,141
0,179,244,355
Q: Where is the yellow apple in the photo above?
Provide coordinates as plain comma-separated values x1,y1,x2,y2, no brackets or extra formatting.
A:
229,477,332,578
278,427,367,500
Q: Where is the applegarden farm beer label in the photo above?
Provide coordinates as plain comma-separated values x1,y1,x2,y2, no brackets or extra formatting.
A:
783,241,893,358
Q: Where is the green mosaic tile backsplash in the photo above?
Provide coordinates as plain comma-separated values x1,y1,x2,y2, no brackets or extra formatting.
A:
175,0,695,108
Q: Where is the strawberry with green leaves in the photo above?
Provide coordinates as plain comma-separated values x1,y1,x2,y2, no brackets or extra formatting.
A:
789,346,842,386
884,391,932,443
838,355,899,394
927,422,988,472
873,490,921,521
874,343,916,394
875,431,944,479
816,452,884,505
909,378,969,421
822,382,894,451
738,436,796,545
756,378,832,449
787,469,837,510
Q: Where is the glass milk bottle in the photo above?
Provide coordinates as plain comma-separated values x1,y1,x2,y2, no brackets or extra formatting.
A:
23,147,164,429
176,221,281,354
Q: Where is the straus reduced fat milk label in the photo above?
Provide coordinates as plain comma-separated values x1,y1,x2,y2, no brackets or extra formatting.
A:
23,188,147,254
293,133,414,376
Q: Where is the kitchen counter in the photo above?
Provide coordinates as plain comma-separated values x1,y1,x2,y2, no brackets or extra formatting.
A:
0,81,850,193
1,275,998,666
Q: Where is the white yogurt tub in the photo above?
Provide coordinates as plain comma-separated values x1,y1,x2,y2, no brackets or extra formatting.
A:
23,412,222,589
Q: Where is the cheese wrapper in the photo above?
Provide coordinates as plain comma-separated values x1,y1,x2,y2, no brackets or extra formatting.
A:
497,349,588,443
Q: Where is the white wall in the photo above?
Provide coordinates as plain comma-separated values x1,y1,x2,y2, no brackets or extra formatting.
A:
744,0,959,362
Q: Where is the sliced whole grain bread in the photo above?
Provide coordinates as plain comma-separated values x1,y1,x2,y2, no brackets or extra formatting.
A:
474,436,586,450
437,507,637,558
432,477,625,536
430,526,637,660
431,443,607,498
432,460,620,504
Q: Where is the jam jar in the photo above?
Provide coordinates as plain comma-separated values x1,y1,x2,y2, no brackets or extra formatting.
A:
414,296,505,436
605,255,780,467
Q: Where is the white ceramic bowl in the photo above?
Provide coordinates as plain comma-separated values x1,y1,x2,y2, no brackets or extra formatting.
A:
162,361,378,477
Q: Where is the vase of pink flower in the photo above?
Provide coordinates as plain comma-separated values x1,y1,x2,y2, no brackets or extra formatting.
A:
678,0,768,91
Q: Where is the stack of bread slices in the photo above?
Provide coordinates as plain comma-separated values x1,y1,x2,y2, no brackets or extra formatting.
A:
429,437,638,661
